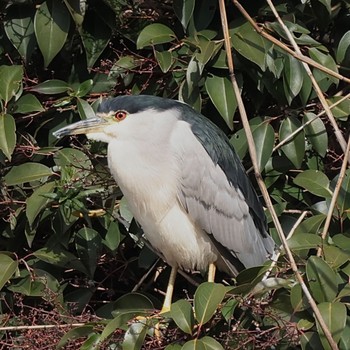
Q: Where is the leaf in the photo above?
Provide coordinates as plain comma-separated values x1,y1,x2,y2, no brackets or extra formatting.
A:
63,0,86,28
290,283,309,312
205,75,237,129
303,113,328,157
77,98,96,120
75,227,102,278
155,51,173,73
336,30,350,65
186,56,203,95
279,115,305,168
283,54,304,104
230,21,272,71
26,181,56,228
195,37,218,66
4,163,53,186
0,114,16,161
4,5,36,62
137,23,176,49
335,169,350,216
200,336,224,350
0,254,18,290
122,319,149,350
327,96,350,120
287,233,322,251
294,214,326,235
323,245,350,269
171,299,195,335
0,65,23,104
54,148,91,168
253,122,275,171
13,94,45,114
29,79,70,94
316,302,346,350
306,256,338,303
57,326,95,349
294,170,332,198
181,339,206,350
104,221,122,251
173,0,195,31
34,0,70,67
194,282,228,326
80,10,111,68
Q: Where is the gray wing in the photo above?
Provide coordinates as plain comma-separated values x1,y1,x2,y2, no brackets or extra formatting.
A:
176,106,275,274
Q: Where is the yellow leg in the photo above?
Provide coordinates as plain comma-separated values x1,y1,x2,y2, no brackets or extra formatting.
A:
208,262,216,282
160,265,178,314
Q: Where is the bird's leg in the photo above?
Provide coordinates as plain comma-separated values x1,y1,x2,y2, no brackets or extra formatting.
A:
208,262,216,282
160,265,178,314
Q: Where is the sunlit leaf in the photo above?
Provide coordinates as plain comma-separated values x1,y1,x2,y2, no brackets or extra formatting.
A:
173,0,195,31
30,79,70,94
283,55,304,104
253,122,275,171
336,30,350,65
122,319,149,350
13,94,45,114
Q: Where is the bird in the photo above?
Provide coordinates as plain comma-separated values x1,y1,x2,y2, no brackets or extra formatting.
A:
54,95,275,313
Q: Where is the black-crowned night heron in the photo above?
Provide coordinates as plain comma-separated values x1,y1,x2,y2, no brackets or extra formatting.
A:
54,95,275,312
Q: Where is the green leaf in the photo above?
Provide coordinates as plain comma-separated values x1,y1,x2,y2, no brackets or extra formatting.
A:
0,113,16,161
294,214,326,235
7,273,45,296
13,94,45,114
137,23,176,49
104,221,122,252
173,0,195,31
303,113,328,157
26,181,56,228
34,0,70,67
81,11,111,68
306,256,338,303
0,254,18,290
122,319,149,350
171,299,195,335
205,75,237,129
57,326,95,349
279,115,305,168
294,170,332,198
287,233,322,251
0,65,23,104
74,80,93,98
75,227,102,278
336,30,350,65
290,283,309,312
200,336,224,350
194,282,228,326
63,0,86,28
327,96,350,120
230,21,272,71
253,122,275,171
4,163,53,186
77,98,96,120
283,55,304,104
4,5,36,62
316,302,346,350
335,169,350,216
30,79,70,94
54,147,91,168
323,245,350,269
181,339,206,350
155,51,173,73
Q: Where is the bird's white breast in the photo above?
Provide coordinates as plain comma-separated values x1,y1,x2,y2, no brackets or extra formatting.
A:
106,120,219,271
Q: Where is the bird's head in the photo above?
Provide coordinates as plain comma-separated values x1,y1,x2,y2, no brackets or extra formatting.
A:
53,95,183,143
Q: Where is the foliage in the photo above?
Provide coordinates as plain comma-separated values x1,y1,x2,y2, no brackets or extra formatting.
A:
0,0,349,349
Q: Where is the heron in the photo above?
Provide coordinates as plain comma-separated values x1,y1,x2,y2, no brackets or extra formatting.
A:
54,95,275,313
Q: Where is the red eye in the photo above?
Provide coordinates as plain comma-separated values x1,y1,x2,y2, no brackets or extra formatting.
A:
113,111,127,121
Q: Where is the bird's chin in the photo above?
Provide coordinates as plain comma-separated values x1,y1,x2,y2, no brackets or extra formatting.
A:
86,132,112,143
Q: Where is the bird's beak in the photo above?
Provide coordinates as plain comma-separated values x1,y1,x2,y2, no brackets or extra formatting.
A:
53,117,109,139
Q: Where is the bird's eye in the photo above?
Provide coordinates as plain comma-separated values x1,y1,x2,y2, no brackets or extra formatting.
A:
113,111,127,121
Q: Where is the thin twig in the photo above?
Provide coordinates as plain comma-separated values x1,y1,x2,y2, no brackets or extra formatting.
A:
221,2,339,349
0,323,85,331
265,0,348,164
317,137,350,257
